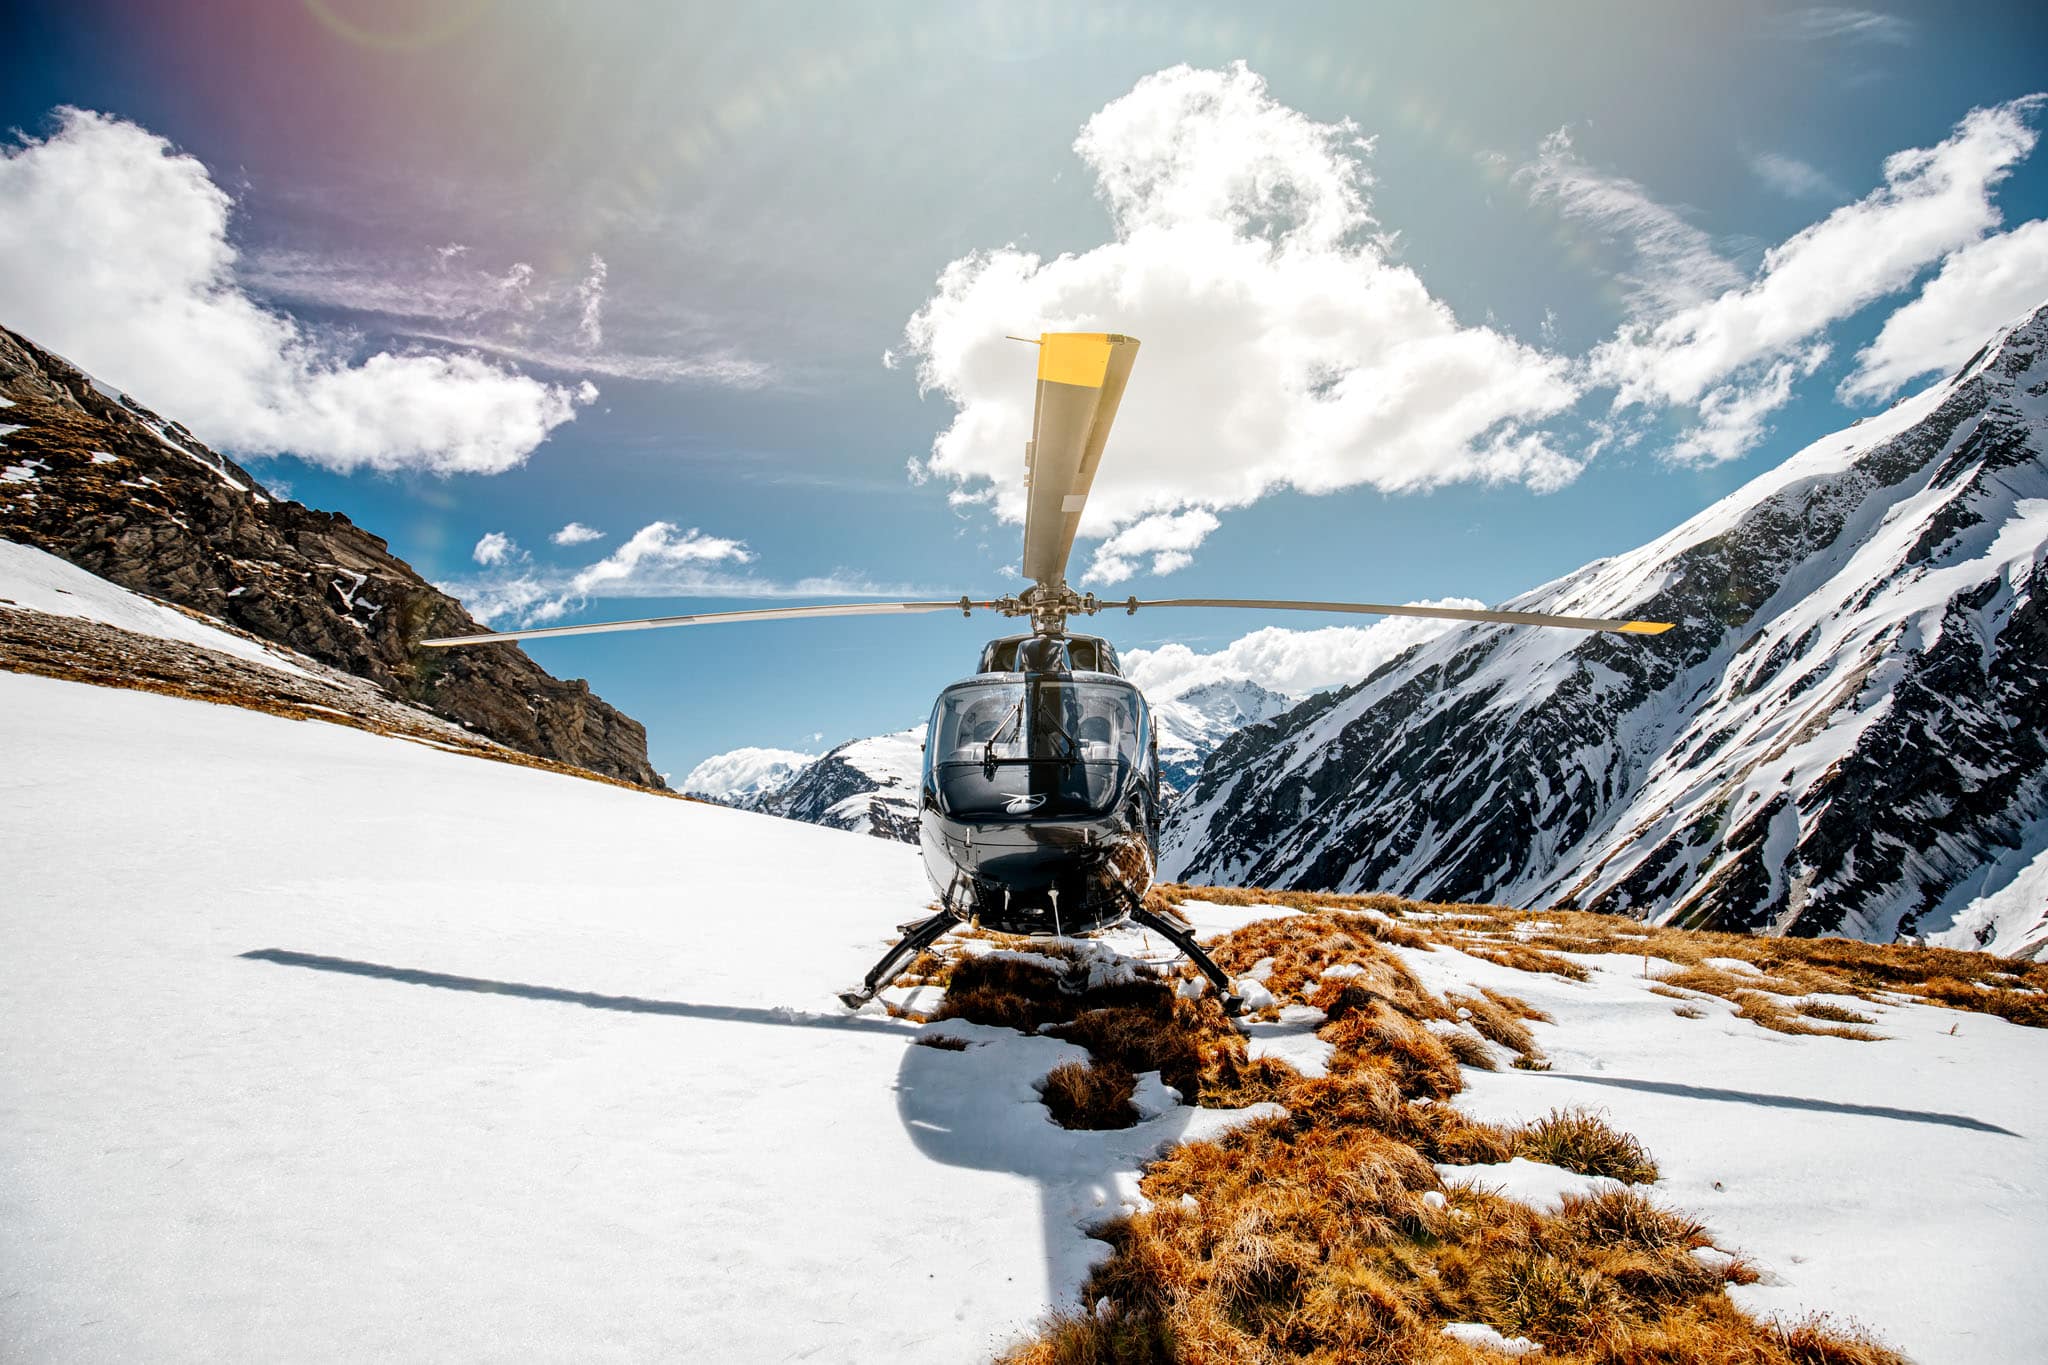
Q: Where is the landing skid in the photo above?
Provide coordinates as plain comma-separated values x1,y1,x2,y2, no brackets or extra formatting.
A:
1127,897,1243,1017
839,909,958,1011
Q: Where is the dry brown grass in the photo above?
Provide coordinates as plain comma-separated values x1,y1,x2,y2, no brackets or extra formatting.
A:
1151,882,2047,1035
1730,992,1886,1041
1040,1060,1141,1129
1456,940,1593,981
0,609,686,799
985,904,1905,1365
1511,1108,1660,1183
1797,1001,1876,1025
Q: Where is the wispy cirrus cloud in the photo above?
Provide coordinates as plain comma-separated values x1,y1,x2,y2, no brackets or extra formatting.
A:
246,245,774,389
441,520,929,626
1517,128,1745,320
1588,95,2044,460
1749,151,1844,201
1771,7,1915,46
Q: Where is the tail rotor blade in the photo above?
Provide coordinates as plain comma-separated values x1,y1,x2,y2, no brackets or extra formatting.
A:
1125,597,1674,635
421,599,988,647
1021,332,1140,586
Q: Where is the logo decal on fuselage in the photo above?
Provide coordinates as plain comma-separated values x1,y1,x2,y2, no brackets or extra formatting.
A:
1003,793,1047,814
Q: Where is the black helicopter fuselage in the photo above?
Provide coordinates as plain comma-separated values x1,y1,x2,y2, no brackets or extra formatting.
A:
916,633,1160,937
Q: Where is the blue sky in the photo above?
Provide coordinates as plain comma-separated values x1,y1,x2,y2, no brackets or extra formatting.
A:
3,1,2046,781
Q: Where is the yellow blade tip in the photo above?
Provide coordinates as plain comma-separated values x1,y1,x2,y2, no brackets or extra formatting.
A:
1619,620,1675,634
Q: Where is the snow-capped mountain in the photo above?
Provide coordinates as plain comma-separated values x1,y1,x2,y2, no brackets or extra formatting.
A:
694,676,1298,846
1148,677,1297,789
1165,301,2048,959
749,727,925,841
680,746,817,803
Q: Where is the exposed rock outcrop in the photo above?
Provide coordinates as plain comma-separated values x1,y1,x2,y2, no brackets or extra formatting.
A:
0,325,662,787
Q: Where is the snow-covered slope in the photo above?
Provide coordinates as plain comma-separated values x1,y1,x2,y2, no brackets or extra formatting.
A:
678,744,817,802
1166,301,2048,957
0,538,314,678
6,671,2045,1362
1392,935,2048,1365
0,672,1276,1363
751,726,925,840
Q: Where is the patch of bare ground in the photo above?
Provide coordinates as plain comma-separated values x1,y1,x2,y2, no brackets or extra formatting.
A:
945,893,1905,1364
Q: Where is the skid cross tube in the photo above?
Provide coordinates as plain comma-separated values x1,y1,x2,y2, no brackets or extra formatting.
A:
839,909,959,1010
1128,900,1243,1017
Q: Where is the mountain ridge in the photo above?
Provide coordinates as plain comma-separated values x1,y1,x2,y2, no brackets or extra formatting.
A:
0,324,664,787
1163,300,2048,959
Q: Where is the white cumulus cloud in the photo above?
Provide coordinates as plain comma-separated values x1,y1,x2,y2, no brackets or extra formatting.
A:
899,63,1579,582
472,531,519,566
1841,218,2048,399
551,521,606,546
0,109,591,475
1121,606,1483,700
1088,509,1220,585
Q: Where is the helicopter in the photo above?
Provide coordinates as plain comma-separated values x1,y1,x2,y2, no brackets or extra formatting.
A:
424,332,1671,1013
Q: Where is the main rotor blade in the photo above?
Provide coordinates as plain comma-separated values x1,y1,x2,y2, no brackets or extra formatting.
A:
1021,332,1140,587
421,599,987,647
1127,597,1675,635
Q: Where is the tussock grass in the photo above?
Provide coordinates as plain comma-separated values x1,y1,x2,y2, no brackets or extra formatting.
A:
1797,1001,1875,1025
1512,1108,1660,1183
1455,940,1593,981
934,892,1910,1365
1156,881,2046,1035
1040,1060,1140,1130
1732,992,1886,1041
1446,990,1541,1060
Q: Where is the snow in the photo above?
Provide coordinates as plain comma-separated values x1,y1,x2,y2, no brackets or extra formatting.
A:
0,672,1281,1363
1399,941,2048,1364
1435,1158,1622,1210
677,744,816,802
1441,1321,1543,1356
1162,309,2048,954
1240,1004,1334,1078
0,540,313,678
90,450,118,464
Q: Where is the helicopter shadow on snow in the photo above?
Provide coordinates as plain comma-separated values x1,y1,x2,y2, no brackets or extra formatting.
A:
892,1015,1213,1307
236,945,1246,1309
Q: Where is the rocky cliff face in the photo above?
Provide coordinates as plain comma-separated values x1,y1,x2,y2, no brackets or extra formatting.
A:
0,325,663,787
1163,303,2048,959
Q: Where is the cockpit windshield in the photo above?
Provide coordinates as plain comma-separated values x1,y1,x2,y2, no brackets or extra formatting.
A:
933,679,1141,768
927,678,1146,820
